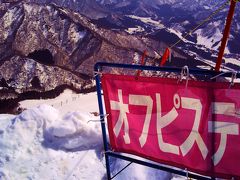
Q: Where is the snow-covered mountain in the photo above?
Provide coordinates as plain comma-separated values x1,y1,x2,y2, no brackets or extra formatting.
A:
93,0,240,69
0,0,239,112
1,1,180,112
96,0,239,51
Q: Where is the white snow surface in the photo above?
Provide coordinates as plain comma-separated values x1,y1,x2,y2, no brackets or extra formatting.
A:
0,104,105,180
0,90,182,179
20,90,99,116
125,26,145,34
127,15,164,29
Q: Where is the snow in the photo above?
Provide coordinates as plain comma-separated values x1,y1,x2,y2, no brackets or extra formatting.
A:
0,104,105,180
224,57,240,67
196,65,212,70
182,20,190,26
68,24,86,44
127,15,164,29
24,4,34,14
20,89,99,115
186,49,238,72
203,5,211,10
111,159,171,179
125,26,145,34
132,52,140,64
2,7,15,28
194,26,223,51
168,28,193,44
1,90,185,179
1,7,18,41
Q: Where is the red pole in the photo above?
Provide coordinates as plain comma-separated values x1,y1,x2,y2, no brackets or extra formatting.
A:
215,0,237,71
136,50,147,76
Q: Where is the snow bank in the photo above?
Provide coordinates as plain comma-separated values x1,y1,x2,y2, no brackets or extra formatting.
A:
0,105,105,180
45,111,102,150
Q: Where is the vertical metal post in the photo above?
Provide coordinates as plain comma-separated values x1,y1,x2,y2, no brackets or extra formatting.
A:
94,64,111,179
215,0,237,71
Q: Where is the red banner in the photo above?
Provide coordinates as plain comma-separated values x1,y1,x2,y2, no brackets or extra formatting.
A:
101,74,240,179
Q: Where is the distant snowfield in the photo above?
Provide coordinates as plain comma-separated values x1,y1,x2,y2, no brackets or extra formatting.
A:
125,26,145,34
0,90,182,180
20,89,99,116
224,57,240,67
194,27,223,51
127,15,165,29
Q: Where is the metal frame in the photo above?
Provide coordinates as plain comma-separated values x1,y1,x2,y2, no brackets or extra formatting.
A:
94,62,239,180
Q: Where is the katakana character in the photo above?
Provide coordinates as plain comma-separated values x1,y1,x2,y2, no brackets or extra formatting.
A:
110,89,130,144
209,102,239,166
129,94,153,147
156,93,180,155
180,97,208,160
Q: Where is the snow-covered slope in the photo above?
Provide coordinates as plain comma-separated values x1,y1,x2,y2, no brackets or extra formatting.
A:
20,89,99,115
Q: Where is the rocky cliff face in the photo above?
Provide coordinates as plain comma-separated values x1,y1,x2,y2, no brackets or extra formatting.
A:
0,56,83,93
0,1,179,103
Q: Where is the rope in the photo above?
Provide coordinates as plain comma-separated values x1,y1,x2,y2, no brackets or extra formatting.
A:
170,0,230,49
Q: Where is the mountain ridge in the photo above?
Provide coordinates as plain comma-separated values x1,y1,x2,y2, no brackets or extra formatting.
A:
0,0,239,112
1,1,186,104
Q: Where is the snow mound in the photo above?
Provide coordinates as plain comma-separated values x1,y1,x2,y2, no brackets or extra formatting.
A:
45,111,102,150
0,105,105,180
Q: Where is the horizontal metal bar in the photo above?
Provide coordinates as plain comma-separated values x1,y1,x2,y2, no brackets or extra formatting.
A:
107,152,212,180
94,62,240,78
